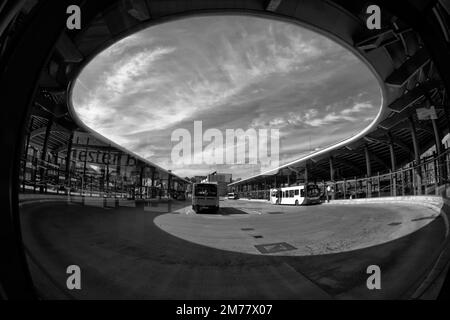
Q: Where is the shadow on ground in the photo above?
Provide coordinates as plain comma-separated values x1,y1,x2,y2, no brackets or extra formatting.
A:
19,200,447,300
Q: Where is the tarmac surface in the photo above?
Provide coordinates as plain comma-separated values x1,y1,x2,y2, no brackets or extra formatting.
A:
158,199,441,256
19,198,447,299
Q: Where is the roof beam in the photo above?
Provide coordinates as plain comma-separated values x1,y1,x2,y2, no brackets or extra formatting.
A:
329,147,360,157
365,150,391,170
378,106,418,130
346,145,391,170
392,120,434,135
32,105,77,131
55,32,83,63
389,80,442,113
30,124,70,140
354,29,400,51
310,165,331,178
385,48,430,87
54,143,118,154
333,157,363,174
287,166,300,174
365,134,414,158
103,5,135,36
387,136,414,158
125,0,150,21
266,0,282,11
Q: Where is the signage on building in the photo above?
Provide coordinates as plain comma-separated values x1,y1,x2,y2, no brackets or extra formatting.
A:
416,106,438,120
72,149,137,167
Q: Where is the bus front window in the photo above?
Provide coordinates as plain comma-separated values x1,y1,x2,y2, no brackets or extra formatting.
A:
307,185,320,197
195,185,217,197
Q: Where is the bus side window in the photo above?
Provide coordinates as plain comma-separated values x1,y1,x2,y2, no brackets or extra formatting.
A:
289,190,294,197
295,189,299,196
301,189,305,197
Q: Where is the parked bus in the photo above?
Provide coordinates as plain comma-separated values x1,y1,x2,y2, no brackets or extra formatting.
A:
192,182,219,213
270,184,321,205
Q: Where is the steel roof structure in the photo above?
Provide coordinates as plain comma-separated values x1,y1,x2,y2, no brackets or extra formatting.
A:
7,0,448,188
1,0,450,299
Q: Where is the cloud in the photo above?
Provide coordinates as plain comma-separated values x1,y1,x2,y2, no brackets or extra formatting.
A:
71,15,381,179
341,102,374,115
104,47,176,94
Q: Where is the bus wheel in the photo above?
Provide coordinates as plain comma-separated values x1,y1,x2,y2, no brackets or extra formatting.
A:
295,200,299,206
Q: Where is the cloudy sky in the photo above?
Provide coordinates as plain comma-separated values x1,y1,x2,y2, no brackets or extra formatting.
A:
72,15,381,179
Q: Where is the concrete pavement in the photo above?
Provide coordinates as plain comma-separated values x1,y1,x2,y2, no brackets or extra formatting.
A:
19,198,447,299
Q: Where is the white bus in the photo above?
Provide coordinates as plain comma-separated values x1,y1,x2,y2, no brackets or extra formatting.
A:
192,182,219,213
270,184,321,205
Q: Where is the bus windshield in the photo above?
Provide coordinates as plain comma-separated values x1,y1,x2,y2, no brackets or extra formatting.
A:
195,184,217,196
307,185,321,197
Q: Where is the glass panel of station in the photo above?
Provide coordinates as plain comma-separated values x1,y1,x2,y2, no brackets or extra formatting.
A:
19,114,188,205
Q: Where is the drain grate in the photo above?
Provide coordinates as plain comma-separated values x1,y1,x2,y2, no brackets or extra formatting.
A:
255,242,297,254
253,235,263,239
267,211,284,215
241,228,254,231
388,222,402,226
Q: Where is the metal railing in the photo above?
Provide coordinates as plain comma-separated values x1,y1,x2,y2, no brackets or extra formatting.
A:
235,148,450,201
